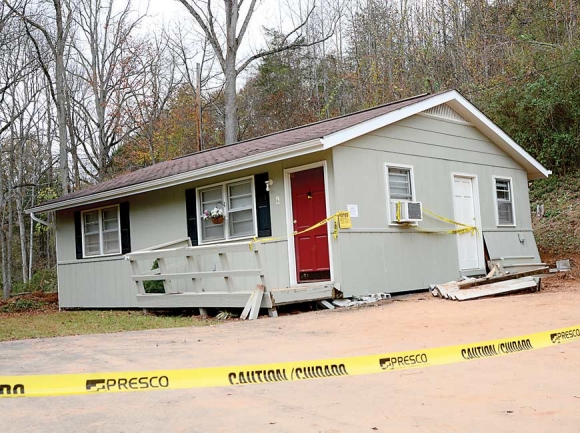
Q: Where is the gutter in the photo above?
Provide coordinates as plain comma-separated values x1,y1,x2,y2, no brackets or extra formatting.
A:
27,138,325,214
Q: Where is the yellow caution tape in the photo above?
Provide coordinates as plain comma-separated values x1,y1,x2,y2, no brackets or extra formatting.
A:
249,211,350,250
1,324,578,398
401,207,478,235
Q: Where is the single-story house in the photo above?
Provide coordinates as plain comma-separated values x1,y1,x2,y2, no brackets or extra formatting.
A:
28,90,550,310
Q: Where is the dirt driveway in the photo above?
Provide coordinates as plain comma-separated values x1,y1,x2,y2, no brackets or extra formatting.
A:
1,277,580,433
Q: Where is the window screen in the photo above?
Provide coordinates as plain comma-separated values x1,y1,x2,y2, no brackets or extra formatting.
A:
495,178,514,225
388,167,412,201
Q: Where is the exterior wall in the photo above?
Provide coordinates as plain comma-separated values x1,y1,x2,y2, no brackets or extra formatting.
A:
56,186,189,307
56,151,334,307
331,113,539,294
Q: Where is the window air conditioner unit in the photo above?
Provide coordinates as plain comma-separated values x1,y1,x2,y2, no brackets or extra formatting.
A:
391,201,423,223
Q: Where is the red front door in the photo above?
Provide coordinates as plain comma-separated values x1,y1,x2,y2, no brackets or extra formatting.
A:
291,167,331,283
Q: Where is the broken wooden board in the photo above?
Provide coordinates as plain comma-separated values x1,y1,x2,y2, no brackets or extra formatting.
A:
458,266,548,290
431,280,460,299
269,283,336,306
449,277,537,301
248,285,265,320
240,290,256,320
557,260,571,272
317,300,335,310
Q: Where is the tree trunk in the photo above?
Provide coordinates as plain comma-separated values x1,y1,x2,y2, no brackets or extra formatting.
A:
29,187,35,281
5,173,14,299
224,0,239,145
0,157,8,299
224,53,238,145
54,0,69,194
0,227,8,299
16,155,28,284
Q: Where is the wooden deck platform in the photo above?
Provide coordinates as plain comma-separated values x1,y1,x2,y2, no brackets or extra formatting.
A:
135,282,340,309
127,238,340,313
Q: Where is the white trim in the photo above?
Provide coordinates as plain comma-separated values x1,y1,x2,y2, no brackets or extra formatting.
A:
321,92,466,148
451,173,485,271
80,204,122,258
284,161,333,286
447,94,551,179
492,175,517,227
196,175,258,245
384,162,417,225
321,90,550,180
28,139,324,213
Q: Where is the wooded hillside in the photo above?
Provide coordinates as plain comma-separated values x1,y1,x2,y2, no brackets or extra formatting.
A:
1,0,579,297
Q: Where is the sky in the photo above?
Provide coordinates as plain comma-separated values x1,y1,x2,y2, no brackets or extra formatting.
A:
137,0,295,58
133,0,305,86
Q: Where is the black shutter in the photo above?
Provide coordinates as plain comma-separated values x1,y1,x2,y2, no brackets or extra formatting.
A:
254,172,272,237
185,188,199,246
120,202,131,254
74,210,83,259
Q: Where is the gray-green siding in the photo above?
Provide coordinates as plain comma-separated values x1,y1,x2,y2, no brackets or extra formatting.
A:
331,113,538,293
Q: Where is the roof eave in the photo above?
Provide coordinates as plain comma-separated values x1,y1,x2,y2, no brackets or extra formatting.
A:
321,89,550,180
27,138,325,214
321,91,459,149
445,96,551,180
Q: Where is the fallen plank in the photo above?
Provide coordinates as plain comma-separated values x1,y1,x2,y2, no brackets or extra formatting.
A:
557,260,571,271
240,290,256,320
450,277,537,301
486,264,499,278
458,266,548,290
248,285,265,320
432,281,460,299
317,300,335,310
269,284,335,306
332,298,354,307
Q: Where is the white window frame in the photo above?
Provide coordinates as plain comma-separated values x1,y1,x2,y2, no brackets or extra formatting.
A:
385,163,417,225
493,176,516,227
80,204,122,258
196,175,258,245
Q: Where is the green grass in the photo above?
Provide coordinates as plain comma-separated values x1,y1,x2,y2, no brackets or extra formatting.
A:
0,310,218,341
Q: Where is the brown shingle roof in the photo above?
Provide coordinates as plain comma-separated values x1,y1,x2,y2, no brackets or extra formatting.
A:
39,93,433,209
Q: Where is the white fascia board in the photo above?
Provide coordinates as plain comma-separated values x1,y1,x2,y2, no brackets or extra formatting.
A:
321,91,458,149
321,89,551,180
28,139,324,213
446,94,551,180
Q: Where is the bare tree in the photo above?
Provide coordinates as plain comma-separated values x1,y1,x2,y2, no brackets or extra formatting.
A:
4,0,74,195
175,0,334,145
70,0,147,181
125,32,181,164
168,23,219,151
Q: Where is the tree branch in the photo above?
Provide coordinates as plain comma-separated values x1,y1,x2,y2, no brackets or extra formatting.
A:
236,0,258,46
175,0,225,70
236,4,333,74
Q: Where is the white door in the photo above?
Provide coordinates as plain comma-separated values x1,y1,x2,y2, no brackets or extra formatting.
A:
453,176,479,270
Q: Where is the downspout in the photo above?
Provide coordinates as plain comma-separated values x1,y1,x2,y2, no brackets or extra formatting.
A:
29,211,55,229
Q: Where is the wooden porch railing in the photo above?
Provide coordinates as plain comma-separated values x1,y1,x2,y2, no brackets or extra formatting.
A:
125,238,276,319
